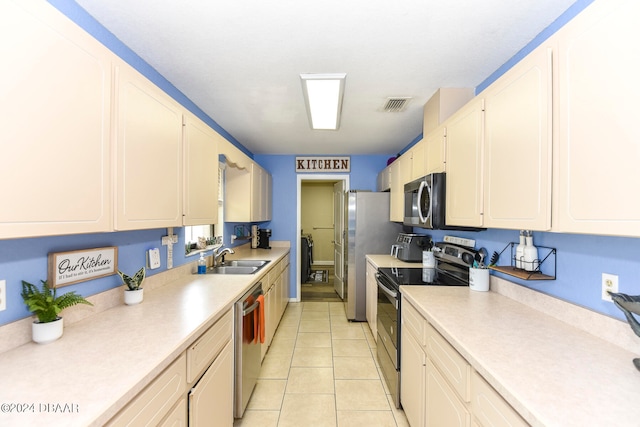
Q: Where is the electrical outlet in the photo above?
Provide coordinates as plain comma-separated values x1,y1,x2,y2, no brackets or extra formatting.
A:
602,273,618,302
0,280,6,312
148,248,161,269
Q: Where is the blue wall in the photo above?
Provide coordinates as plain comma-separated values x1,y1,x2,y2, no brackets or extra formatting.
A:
255,154,392,300
0,228,195,325
420,229,640,321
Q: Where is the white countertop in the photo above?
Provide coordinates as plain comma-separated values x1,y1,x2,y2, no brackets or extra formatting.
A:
366,254,424,269
0,246,290,427
401,285,640,427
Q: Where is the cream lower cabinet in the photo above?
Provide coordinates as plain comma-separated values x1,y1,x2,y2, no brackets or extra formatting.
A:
401,297,427,427
426,358,471,427
114,64,184,230
183,112,220,226
365,260,378,339
445,99,485,228
108,309,234,427
401,317,426,427
401,299,526,427
482,43,552,231
262,276,276,361
261,255,290,360
0,1,113,239
471,371,528,427
553,0,640,237
189,341,234,427
108,353,188,427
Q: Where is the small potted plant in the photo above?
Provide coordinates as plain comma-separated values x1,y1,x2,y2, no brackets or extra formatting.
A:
21,280,93,344
118,267,145,305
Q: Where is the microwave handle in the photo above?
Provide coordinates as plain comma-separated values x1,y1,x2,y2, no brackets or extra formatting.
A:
417,180,428,223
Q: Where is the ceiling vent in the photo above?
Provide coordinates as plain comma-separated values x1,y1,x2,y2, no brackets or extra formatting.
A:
381,97,412,112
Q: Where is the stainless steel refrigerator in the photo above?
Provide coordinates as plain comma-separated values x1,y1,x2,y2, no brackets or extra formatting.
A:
344,190,403,321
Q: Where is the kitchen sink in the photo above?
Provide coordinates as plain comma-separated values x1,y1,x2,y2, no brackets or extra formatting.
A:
226,260,270,268
206,260,270,275
208,266,260,275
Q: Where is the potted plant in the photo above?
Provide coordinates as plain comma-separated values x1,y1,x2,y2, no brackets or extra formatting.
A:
21,280,93,344
118,267,145,305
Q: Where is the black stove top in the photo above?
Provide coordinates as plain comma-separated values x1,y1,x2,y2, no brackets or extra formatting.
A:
378,265,469,291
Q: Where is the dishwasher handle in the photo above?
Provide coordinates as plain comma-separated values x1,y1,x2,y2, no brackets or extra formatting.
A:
243,299,261,316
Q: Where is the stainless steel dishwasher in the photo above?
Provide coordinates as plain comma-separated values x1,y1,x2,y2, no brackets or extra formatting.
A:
234,281,263,418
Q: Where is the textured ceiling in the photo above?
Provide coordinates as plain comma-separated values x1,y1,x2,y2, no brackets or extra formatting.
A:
75,0,575,155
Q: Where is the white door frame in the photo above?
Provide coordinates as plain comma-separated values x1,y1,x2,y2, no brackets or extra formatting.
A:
296,174,350,302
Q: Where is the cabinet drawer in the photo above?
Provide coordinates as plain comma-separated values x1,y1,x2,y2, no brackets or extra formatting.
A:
158,398,187,427
426,323,471,402
402,298,426,346
426,358,471,427
108,353,187,427
471,371,528,427
187,309,233,383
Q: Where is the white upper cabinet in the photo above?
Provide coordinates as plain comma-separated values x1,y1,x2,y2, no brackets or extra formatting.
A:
226,160,272,223
445,99,485,227
114,64,183,230
0,1,113,239
219,139,252,171
183,112,219,226
425,125,446,175
251,162,272,222
389,155,411,222
483,43,553,230
407,139,426,181
553,0,640,237
377,165,391,192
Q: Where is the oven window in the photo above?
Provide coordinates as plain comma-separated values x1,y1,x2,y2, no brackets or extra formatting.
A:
377,285,398,349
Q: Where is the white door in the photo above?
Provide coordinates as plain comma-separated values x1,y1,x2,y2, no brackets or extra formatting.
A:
333,180,345,299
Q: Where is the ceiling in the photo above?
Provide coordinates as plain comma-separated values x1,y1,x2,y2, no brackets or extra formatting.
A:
75,0,575,155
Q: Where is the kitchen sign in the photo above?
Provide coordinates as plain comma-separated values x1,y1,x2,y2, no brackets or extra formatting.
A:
296,156,350,173
48,246,118,288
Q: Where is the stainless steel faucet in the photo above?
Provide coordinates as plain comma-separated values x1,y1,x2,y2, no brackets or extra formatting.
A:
213,247,235,266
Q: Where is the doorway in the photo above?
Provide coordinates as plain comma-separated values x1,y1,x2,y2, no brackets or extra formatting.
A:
296,174,349,302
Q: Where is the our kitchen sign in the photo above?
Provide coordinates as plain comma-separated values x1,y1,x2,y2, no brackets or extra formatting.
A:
48,246,118,287
296,156,350,173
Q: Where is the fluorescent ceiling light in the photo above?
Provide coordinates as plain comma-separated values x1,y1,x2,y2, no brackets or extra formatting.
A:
300,73,346,130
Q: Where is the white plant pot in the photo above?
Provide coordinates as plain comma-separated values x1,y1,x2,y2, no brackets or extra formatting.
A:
32,317,63,344
124,288,144,305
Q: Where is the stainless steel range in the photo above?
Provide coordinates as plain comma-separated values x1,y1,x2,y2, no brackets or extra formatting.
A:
376,242,478,408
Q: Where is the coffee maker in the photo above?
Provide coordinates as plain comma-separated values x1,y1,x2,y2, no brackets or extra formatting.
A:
251,226,271,249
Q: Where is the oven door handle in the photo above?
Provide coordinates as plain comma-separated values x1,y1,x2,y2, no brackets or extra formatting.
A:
376,275,398,305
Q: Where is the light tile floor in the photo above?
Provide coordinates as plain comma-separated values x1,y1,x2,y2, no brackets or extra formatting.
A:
234,302,409,427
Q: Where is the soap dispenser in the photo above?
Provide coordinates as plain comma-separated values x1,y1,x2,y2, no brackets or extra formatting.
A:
523,230,539,272
515,230,526,269
197,252,207,274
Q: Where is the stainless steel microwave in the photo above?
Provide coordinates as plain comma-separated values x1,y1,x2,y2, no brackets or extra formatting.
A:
403,173,446,229
404,173,484,231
